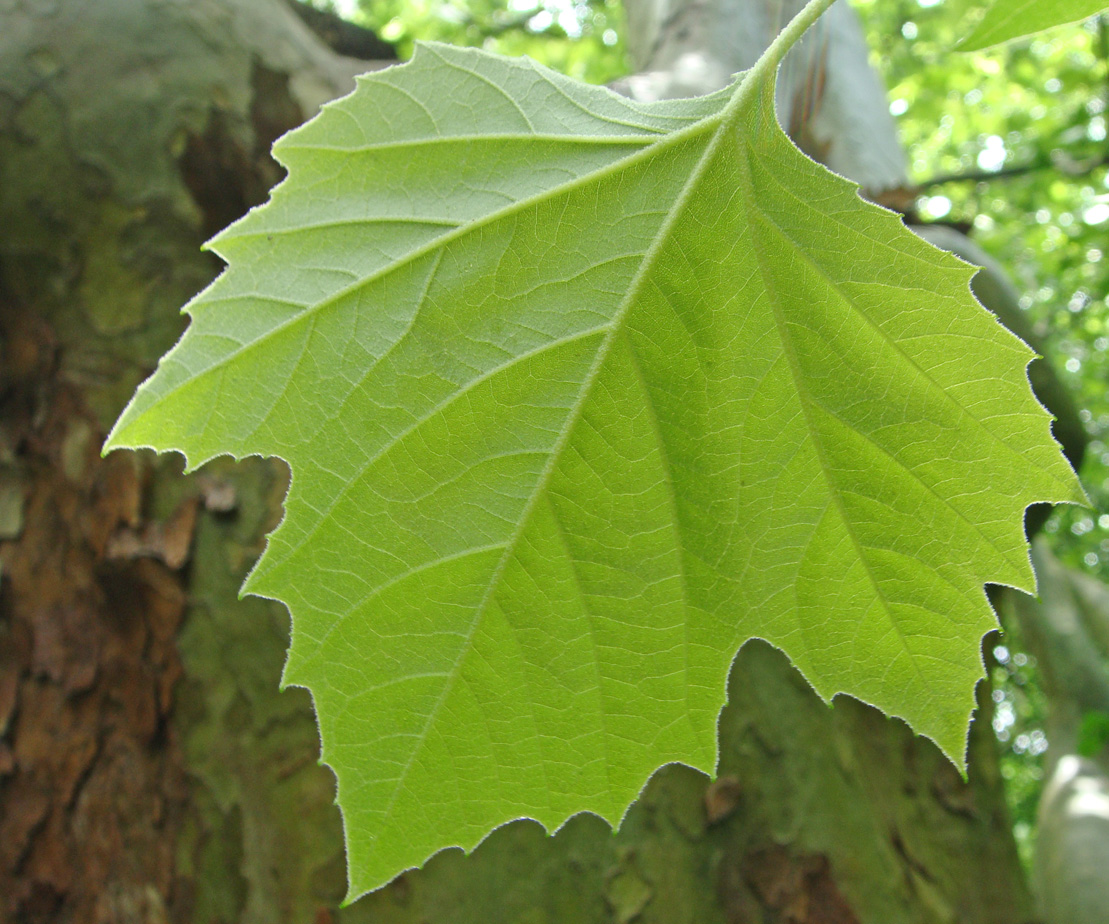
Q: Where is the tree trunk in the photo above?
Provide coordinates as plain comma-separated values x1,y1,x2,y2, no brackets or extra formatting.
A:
0,3,375,920
0,1,1035,922
1005,541,1109,924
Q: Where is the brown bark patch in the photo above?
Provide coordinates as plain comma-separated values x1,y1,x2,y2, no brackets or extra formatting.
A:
719,842,860,924
705,775,743,825
0,307,189,924
744,846,860,924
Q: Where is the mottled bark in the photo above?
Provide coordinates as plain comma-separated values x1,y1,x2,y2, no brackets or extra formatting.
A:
0,2,383,920
0,1,1039,922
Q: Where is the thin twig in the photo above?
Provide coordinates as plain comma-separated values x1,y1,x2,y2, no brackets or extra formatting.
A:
916,152,1109,191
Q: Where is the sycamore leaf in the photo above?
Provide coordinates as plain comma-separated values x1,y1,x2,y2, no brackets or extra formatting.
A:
961,0,1109,50
105,35,1081,898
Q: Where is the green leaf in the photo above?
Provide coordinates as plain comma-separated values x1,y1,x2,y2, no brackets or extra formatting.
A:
105,39,1082,898
960,0,1109,51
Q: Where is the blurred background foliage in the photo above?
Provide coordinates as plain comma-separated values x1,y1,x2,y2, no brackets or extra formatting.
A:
309,0,629,81
304,0,1109,875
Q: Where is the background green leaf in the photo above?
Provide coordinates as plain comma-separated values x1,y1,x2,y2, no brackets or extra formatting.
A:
961,0,1109,50
105,42,1082,897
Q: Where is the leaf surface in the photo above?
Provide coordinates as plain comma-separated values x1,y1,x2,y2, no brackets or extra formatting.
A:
106,42,1082,897
961,0,1109,50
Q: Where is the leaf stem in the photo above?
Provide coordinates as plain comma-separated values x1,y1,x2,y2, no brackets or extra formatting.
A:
760,0,839,73
722,0,838,123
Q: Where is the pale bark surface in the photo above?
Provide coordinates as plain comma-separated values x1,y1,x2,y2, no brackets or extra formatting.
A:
0,1,1042,921
1006,543,1109,924
617,0,907,192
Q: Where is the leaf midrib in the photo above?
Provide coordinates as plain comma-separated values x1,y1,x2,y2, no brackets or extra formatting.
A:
276,133,662,157
366,103,735,848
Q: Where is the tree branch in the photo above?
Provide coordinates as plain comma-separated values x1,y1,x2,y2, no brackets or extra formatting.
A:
915,151,1109,191
286,0,396,60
